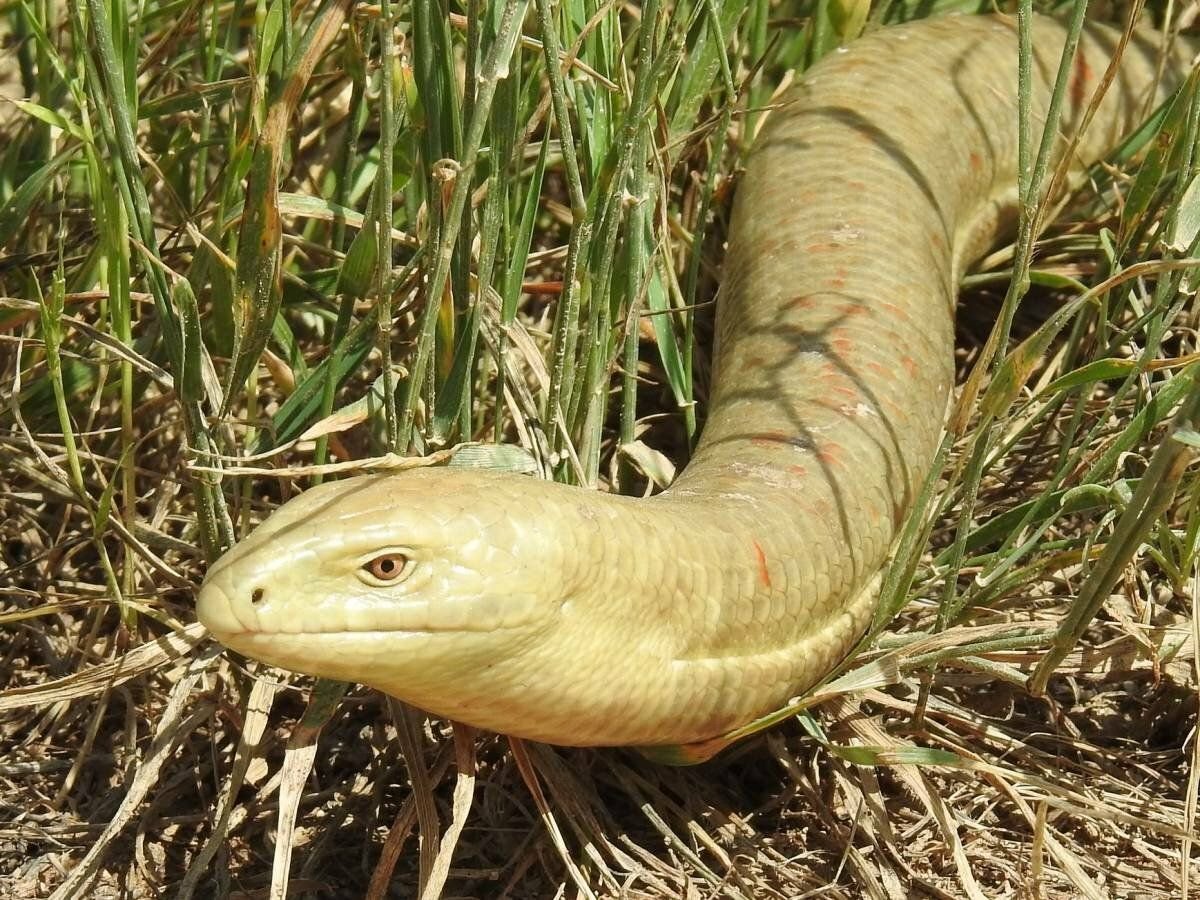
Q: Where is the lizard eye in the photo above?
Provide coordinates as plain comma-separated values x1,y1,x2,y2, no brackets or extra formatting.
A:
362,553,410,583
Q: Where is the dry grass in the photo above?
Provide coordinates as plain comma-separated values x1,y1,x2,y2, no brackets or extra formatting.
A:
2,0,1199,897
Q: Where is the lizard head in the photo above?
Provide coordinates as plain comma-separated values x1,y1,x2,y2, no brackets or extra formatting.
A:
196,468,587,726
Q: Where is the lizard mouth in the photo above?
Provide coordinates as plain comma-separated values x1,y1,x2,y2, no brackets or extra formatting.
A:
196,580,544,643
197,614,538,699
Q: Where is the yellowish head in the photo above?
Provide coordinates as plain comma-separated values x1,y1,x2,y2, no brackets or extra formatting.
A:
196,468,581,729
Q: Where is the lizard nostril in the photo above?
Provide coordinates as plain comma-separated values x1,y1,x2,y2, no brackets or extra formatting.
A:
250,587,265,605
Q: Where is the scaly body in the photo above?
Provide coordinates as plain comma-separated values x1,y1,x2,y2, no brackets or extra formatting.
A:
198,15,1195,749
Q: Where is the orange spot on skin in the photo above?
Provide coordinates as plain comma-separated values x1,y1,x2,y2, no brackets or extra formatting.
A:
881,398,910,424
901,355,920,378
866,360,890,377
969,151,984,172
880,300,908,321
817,444,845,467
831,337,854,355
827,276,846,289
752,431,782,446
750,430,806,449
832,385,858,400
1070,54,1093,108
837,302,868,316
753,541,772,588
789,464,809,477
846,180,867,191
781,295,818,311
805,241,840,253
756,237,783,257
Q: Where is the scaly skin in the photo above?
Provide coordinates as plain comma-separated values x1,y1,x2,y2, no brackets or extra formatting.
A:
198,15,1196,749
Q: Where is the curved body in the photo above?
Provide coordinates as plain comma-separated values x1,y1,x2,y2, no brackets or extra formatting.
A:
198,15,1195,748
